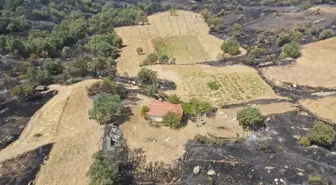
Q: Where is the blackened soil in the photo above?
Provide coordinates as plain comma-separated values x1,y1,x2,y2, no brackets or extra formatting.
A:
181,111,336,185
0,144,53,185
0,91,57,150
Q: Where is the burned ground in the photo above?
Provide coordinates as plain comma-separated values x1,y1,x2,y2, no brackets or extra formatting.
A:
0,144,53,185
181,111,336,185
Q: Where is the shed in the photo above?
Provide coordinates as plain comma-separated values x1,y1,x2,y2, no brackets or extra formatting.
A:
147,100,183,122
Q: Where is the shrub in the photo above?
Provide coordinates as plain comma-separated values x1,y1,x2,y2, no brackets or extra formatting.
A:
43,59,63,75
207,81,220,90
163,111,181,128
231,23,242,36
183,98,212,120
168,94,181,104
136,47,143,55
277,31,291,47
221,39,241,55
11,84,34,101
281,42,301,58
159,54,169,63
308,175,321,182
306,123,335,146
89,94,123,124
89,152,120,185
300,0,312,10
137,68,158,84
141,53,158,66
237,107,264,130
319,29,335,40
299,137,311,147
140,105,149,117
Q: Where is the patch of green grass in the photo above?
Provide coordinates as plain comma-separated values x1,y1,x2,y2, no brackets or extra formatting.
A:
308,175,321,182
207,81,220,90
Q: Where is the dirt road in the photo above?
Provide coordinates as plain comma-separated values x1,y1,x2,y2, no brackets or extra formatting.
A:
0,79,104,185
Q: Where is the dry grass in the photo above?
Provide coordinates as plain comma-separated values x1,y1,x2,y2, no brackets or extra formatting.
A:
0,80,104,185
121,94,295,164
300,97,336,124
261,37,336,88
148,65,279,105
115,10,239,76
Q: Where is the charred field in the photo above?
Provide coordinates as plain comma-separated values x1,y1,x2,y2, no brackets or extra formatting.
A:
181,111,336,185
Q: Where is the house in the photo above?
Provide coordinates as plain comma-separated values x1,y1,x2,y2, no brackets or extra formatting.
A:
147,100,183,122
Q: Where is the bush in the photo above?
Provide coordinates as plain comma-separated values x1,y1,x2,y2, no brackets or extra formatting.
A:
43,59,63,75
207,81,220,90
163,111,181,128
281,42,301,58
168,94,181,104
182,98,212,120
137,68,157,84
89,93,123,124
319,29,335,40
11,84,34,101
237,107,264,130
140,105,149,117
277,31,291,47
299,137,311,147
306,123,335,146
159,54,169,63
136,47,143,55
308,175,321,182
89,152,120,185
221,39,241,56
231,23,242,36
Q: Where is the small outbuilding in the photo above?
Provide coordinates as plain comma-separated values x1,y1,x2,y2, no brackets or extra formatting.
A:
147,100,183,122
34,85,47,92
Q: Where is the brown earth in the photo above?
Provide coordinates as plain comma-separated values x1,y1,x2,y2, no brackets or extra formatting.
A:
300,97,336,124
147,64,283,106
0,80,104,185
120,94,296,164
115,10,245,76
261,37,336,88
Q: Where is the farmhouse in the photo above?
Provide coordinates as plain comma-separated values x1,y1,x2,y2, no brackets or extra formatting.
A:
147,100,183,122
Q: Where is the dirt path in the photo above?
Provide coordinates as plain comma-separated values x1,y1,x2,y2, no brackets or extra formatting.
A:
0,79,104,185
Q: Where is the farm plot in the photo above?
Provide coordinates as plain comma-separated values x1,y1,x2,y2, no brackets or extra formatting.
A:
300,97,336,124
148,65,278,105
261,37,336,88
115,10,226,76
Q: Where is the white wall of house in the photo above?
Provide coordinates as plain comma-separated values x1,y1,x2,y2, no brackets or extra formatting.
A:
148,115,163,122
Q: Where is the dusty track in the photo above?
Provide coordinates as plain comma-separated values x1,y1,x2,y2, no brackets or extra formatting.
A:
0,79,104,185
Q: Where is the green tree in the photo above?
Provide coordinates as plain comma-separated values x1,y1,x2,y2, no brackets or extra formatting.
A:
237,107,264,130
44,59,63,75
89,93,123,124
11,84,34,101
136,11,148,25
221,39,241,55
281,42,301,58
163,111,181,128
140,105,149,117
277,31,291,47
25,69,53,85
168,94,181,104
137,68,157,84
88,152,120,185
158,54,169,63
306,123,335,146
182,98,212,120
319,29,335,40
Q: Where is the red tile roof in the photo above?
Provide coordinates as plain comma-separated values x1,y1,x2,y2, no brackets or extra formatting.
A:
147,100,183,118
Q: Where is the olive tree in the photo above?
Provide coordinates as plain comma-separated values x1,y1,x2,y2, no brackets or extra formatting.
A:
221,39,241,55
89,93,123,124
137,68,157,84
237,107,264,130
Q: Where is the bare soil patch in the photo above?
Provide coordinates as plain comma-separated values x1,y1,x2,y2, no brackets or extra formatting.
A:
120,94,295,164
115,10,241,76
0,80,104,185
300,97,336,124
148,64,280,106
261,37,336,88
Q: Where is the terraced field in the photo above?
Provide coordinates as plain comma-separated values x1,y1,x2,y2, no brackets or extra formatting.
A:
115,10,226,76
149,65,278,105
